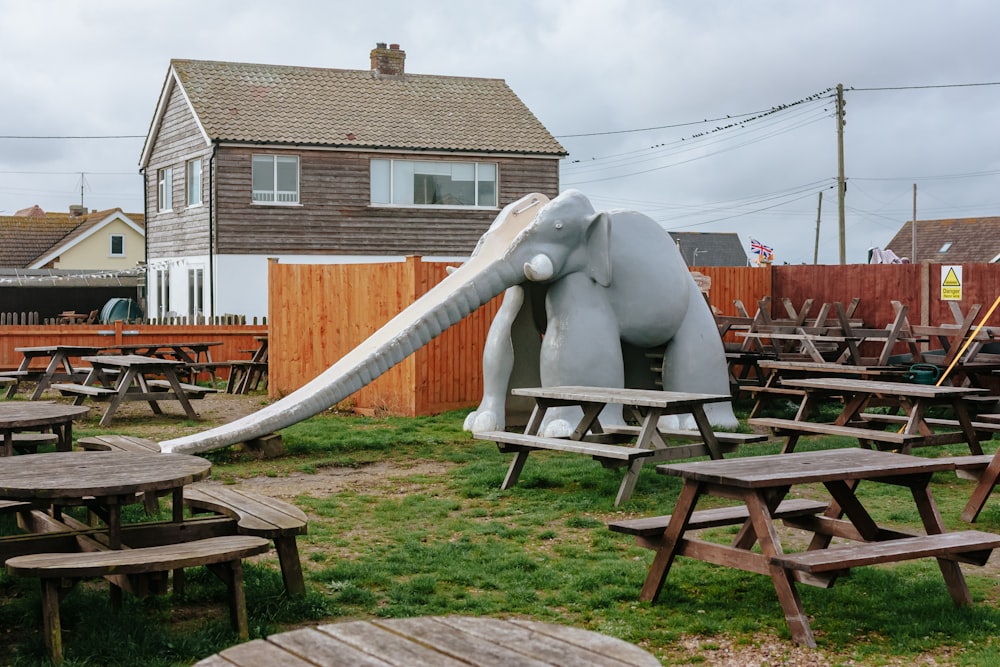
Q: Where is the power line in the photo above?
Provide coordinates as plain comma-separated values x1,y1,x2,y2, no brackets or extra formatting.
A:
0,135,144,139
851,81,1000,92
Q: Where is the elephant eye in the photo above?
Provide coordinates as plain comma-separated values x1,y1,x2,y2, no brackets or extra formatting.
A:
554,223,563,229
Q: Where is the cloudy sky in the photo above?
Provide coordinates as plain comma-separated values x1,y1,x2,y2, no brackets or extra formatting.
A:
2,0,998,265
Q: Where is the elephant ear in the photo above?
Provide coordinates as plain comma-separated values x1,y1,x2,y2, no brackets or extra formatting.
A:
585,211,612,287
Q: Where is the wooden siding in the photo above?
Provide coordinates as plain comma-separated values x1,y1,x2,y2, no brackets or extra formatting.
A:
214,147,560,256
268,257,501,416
145,83,212,260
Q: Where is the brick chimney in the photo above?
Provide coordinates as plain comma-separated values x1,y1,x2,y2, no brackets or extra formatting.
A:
370,42,405,76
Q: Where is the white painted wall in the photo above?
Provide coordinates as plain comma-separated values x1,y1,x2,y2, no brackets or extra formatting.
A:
147,253,472,321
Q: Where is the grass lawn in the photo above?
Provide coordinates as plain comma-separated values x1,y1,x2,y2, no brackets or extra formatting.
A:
2,396,1000,665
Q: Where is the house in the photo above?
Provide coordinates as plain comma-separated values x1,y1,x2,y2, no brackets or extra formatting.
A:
139,43,566,321
668,231,749,267
0,205,145,318
885,217,1000,263
0,205,145,271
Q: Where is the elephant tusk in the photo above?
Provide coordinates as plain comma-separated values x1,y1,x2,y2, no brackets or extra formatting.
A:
523,254,554,281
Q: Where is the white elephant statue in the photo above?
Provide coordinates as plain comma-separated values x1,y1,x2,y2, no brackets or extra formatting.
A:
463,189,737,437
160,189,735,455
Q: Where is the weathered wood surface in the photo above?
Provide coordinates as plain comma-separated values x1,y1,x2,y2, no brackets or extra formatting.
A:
657,448,957,488
512,385,731,409
771,531,1000,572
193,616,661,667
0,451,210,500
608,498,829,537
185,484,308,597
475,431,659,461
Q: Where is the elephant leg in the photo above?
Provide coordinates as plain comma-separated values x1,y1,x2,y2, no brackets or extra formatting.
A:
660,282,738,430
464,286,525,433
538,273,625,438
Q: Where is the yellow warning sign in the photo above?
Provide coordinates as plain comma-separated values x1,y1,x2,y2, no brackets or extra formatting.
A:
941,265,962,301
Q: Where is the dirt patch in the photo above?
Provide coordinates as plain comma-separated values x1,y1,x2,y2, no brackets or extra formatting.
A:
196,459,453,500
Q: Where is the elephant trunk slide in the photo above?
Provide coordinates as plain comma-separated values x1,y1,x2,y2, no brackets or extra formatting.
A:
159,194,549,455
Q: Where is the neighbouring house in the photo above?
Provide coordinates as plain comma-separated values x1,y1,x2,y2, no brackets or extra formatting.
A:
139,43,566,321
0,205,145,318
885,217,1000,263
668,231,749,267
0,205,145,271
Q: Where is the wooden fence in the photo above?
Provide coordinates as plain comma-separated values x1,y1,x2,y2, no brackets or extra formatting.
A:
0,320,267,372
267,257,501,416
269,260,1000,416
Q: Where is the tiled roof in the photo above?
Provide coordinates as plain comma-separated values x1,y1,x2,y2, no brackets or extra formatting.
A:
169,59,566,156
0,209,144,268
0,216,79,268
885,217,1000,263
669,231,749,267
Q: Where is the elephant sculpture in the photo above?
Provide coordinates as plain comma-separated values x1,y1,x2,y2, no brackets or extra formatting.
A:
463,189,737,437
159,190,734,455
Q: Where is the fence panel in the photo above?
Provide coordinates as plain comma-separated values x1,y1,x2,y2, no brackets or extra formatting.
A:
268,258,501,416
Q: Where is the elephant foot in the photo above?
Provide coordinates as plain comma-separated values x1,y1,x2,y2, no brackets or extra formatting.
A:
463,409,502,434
658,404,739,432
539,418,574,439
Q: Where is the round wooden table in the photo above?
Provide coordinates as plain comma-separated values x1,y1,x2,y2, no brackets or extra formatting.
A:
193,615,661,666
0,451,211,548
0,402,90,456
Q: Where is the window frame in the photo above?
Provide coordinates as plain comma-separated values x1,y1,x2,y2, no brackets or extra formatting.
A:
109,233,125,257
157,167,173,212
252,154,300,205
186,158,202,207
370,158,498,209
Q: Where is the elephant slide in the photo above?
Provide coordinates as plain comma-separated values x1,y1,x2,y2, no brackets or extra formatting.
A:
462,191,737,437
159,190,735,455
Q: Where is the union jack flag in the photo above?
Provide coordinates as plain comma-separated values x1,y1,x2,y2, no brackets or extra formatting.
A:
750,238,773,260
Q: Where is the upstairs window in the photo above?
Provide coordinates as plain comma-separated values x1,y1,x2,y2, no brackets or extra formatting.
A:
370,159,497,208
186,158,202,206
157,167,173,212
252,155,299,204
109,234,125,257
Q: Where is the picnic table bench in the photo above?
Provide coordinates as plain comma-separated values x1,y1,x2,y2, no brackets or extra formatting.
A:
184,484,308,597
7,535,271,665
475,386,738,505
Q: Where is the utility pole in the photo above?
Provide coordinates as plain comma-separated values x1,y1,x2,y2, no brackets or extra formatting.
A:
836,83,847,265
911,183,917,262
813,191,823,265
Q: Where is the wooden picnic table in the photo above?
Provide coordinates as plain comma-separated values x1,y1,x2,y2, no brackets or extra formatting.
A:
2,344,108,399
0,451,274,664
0,402,90,456
107,341,224,383
746,359,906,418
474,385,762,506
749,376,992,454
626,448,1000,647
51,354,216,426
192,616,661,666
0,451,211,550
227,335,268,394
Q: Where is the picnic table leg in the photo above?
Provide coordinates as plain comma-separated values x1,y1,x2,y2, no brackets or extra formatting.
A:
614,460,645,506
2,431,12,457
689,407,722,459
911,479,973,605
744,490,816,648
961,454,1000,522
501,451,530,490
640,480,701,602
162,372,199,420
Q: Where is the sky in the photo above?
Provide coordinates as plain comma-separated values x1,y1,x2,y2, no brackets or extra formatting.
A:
1,0,998,266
